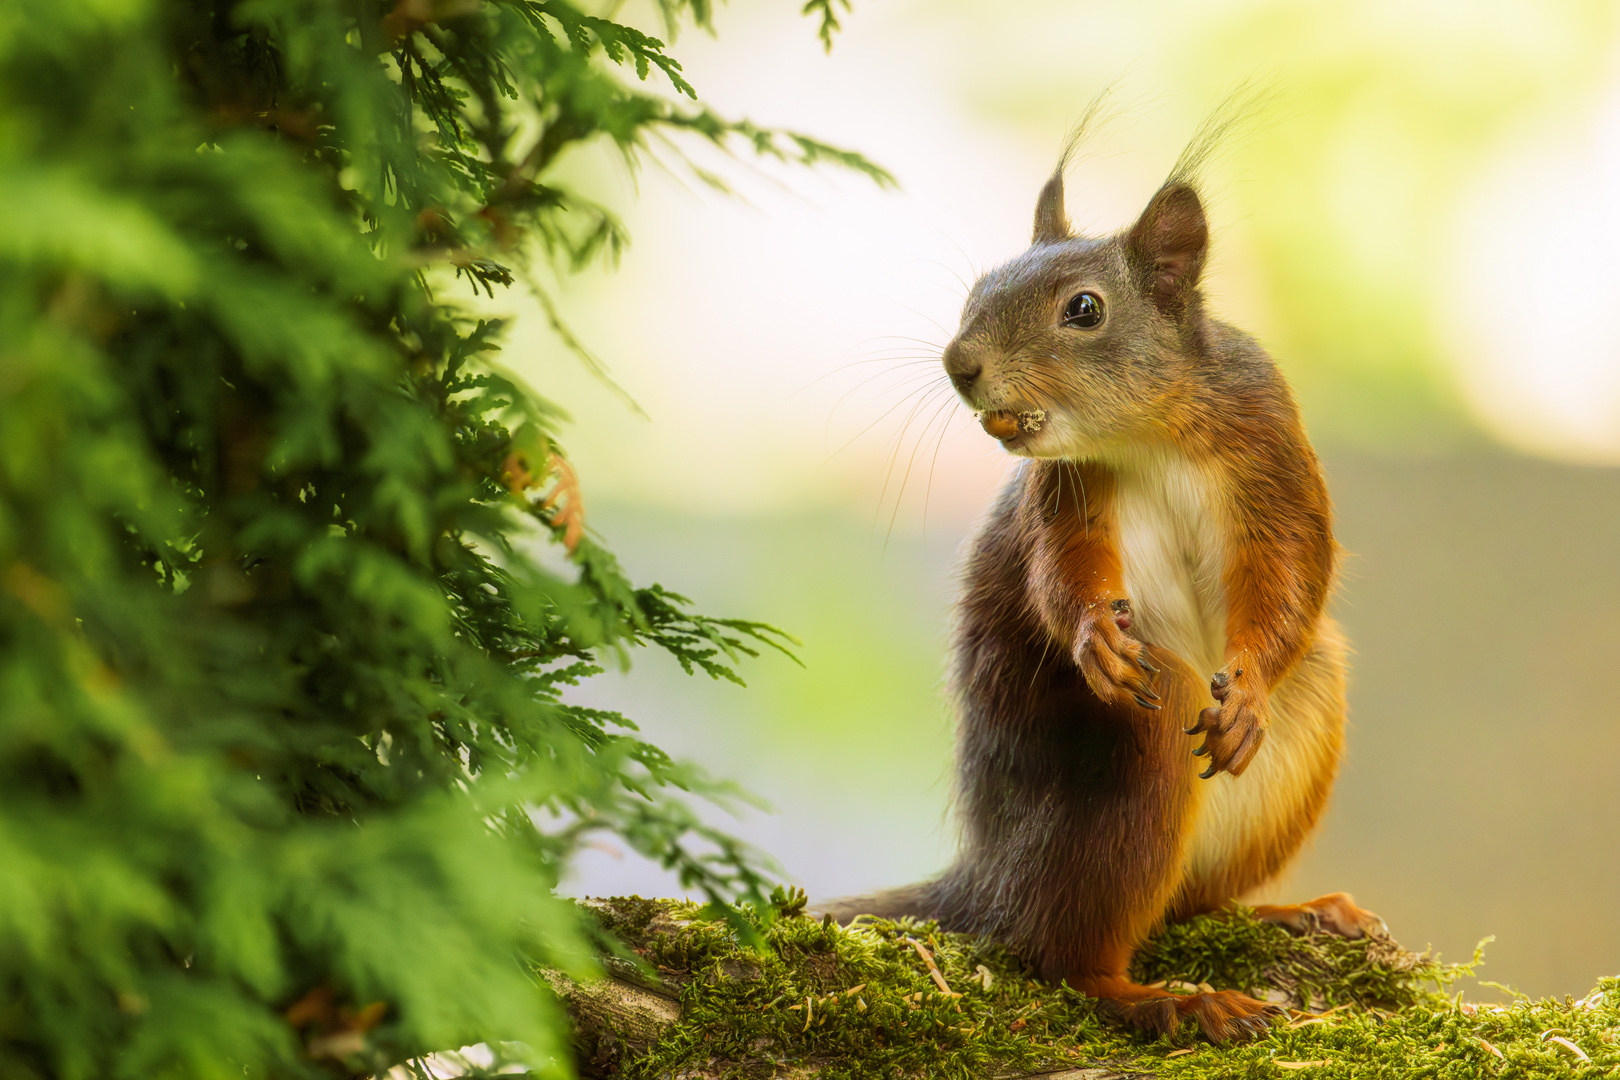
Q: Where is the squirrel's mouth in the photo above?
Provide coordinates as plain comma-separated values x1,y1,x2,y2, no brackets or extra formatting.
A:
977,409,1047,441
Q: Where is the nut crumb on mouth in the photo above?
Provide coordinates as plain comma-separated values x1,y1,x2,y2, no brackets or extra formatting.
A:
975,409,1044,441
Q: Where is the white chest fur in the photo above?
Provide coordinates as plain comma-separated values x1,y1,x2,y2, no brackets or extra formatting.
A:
1104,449,1228,678
1090,449,1340,895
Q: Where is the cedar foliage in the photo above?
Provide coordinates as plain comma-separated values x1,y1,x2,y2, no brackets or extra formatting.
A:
0,1,886,1077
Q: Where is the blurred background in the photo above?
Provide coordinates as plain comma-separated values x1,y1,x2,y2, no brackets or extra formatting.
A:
485,0,1620,1001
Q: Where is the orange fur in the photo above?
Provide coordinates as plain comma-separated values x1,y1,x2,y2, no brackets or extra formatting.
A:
1252,892,1385,939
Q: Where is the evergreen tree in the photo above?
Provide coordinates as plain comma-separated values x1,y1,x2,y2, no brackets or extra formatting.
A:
0,0,885,1076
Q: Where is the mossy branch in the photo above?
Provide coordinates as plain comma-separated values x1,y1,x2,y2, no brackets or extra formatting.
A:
545,897,1620,1080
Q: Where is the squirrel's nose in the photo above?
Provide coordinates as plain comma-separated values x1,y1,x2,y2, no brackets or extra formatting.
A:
943,342,982,394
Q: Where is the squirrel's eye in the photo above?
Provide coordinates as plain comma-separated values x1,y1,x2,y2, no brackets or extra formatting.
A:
1062,292,1104,329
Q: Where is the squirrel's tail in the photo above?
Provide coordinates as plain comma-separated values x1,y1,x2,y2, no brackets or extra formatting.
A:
812,878,954,926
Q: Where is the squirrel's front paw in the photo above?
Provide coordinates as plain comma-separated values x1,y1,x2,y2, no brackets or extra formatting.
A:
1075,599,1160,711
1185,666,1268,777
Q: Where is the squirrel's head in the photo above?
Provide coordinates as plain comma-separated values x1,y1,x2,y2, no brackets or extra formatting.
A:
941,165,1210,459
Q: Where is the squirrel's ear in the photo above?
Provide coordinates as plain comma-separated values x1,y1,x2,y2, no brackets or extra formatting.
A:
1126,182,1208,316
1032,170,1071,244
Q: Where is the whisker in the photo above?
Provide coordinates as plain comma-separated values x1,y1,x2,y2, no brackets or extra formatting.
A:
908,392,964,526
926,225,984,289
839,351,945,362
875,297,956,343
830,363,944,411
873,384,955,535
1009,367,1069,405
826,367,951,444
806,355,943,383
885,390,960,550
1029,628,1055,691
857,333,952,351
880,382,956,470
1075,465,1090,540
908,259,973,300
935,257,973,298
920,400,971,538
881,395,946,534
800,357,941,397
826,376,950,461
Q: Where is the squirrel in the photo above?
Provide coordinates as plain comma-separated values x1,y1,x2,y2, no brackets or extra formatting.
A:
820,120,1384,1043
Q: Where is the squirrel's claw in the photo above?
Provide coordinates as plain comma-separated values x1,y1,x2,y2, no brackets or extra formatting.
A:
1189,679,1268,778
1184,705,1218,736
1075,602,1162,711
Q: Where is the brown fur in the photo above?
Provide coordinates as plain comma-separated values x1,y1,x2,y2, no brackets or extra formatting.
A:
820,123,1364,1043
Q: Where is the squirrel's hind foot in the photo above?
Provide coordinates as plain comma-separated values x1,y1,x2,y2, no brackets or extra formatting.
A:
1085,978,1281,1044
1253,892,1387,940
1175,989,1283,1043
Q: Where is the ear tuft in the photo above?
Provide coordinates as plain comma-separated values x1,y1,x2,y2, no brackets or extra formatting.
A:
1032,171,1070,245
1126,183,1208,316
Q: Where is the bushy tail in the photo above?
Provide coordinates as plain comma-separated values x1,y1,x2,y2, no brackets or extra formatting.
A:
812,879,952,926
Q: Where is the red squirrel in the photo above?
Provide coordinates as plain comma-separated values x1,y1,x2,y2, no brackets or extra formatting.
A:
822,123,1383,1043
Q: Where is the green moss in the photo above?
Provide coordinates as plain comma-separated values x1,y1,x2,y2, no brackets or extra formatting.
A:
574,896,1620,1079
1154,980,1620,1079
1129,907,1456,1012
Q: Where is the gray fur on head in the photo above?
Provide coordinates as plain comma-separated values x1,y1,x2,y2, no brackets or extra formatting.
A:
948,85,1273,461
